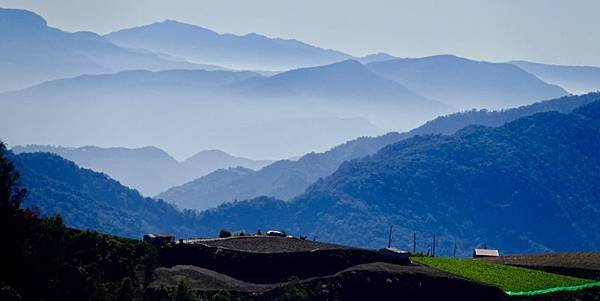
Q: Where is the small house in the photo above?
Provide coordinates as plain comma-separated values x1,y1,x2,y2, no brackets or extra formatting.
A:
143,233,175,245
378,247,410,264
472,248,499,258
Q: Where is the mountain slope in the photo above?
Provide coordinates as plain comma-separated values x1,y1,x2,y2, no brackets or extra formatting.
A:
367,55,568,109
10,145,274,196
7,151,202,238
411,92,600,135
230,60,451,129
358,52,398,64
0,8,220,92
510,60,600,95
0,68,383,159
156,132,408,209
293,102,600,253
158,93,600,211
105,20,351,70
180,150,274,177
192,101,600,255
254,60,429,102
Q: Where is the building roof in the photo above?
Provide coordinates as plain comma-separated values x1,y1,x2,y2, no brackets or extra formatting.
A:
473,248,499,257
379,247,409,254
145,233,175,238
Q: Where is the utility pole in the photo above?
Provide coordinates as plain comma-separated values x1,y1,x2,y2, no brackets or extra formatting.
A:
413,232,416,254
387,225,393,248
453,241,457,258
432,232,436,257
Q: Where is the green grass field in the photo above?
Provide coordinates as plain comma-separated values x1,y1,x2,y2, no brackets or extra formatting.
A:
412,257,594,293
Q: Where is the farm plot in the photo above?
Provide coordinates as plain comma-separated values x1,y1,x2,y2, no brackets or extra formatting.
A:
482,253,600,280
412,257,596,293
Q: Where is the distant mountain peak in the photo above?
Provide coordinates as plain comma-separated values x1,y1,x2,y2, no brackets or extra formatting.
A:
183,149,232,161
108,19,220,39
358,52,397,64
328,59,364,68
367,54,568,109
274,59,366,77
0,8,47,30
509,60,600,94
104,19,352,70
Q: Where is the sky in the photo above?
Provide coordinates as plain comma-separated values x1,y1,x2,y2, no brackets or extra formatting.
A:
1,0,600,66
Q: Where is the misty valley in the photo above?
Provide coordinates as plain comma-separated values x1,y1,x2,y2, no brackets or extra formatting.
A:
1,5,600,301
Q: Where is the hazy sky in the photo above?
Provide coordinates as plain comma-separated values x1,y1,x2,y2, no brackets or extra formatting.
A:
1,0,599,66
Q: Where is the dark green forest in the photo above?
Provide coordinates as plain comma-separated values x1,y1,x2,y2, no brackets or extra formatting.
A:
1,141,153,299
9,151,204,239
0,142,213,301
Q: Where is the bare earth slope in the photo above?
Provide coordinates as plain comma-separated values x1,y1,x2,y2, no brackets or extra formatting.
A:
483,253,600,280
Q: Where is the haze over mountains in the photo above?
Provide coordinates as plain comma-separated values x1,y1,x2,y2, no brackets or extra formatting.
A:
0,66,386,159
186,100,600,255
0,8,219,92
9,96,600,256
366,55,567,109
104,20,351,71
158,93,600,211
156,132,408,210
2,6,600,257
4,8,600,159
11,145,273,196
510,60,600,95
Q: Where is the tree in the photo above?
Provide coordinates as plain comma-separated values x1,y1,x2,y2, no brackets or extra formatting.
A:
174,277,198,301
218,229,231,238
0,141,26,215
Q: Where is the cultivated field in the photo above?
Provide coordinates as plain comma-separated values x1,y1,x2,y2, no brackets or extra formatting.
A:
412,257,595,293
482,253,600,280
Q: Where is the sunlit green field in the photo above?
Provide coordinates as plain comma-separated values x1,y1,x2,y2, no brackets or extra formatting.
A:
412,257,594,293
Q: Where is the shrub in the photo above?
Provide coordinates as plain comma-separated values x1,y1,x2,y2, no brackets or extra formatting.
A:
211,290,231,301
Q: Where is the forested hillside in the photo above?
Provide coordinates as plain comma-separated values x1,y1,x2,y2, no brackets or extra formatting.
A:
0,142,160,300
159,93,600,211
157,132,407,210
191,101,600,255
10,97,600,257
11,145,273,196
8,151,202,238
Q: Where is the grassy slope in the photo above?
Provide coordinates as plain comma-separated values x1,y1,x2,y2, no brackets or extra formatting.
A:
412,257,594,292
